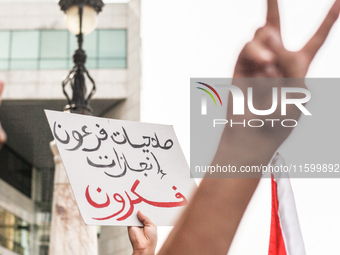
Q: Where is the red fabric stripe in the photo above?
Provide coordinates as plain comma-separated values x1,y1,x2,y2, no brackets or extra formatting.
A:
268,175,287,255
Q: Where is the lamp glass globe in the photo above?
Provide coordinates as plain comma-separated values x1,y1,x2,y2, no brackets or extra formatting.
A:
65,5,98,35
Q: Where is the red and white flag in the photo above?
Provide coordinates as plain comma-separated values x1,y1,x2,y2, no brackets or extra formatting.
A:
268,153,306,255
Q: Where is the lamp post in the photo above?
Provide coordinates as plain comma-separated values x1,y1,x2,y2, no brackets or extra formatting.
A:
59,0,104,115
49,1,104,254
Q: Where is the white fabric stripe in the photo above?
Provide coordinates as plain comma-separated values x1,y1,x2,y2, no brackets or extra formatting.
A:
271,153,306,255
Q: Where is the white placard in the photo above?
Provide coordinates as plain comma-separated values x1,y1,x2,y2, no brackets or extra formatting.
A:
45,110,196,226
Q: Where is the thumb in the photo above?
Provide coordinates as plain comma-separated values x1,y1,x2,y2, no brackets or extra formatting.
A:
137,211,155,227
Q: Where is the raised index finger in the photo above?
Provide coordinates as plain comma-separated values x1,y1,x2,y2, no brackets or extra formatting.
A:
267,0,281,29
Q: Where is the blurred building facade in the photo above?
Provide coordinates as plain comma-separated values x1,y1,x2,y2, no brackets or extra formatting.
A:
0,0,140,254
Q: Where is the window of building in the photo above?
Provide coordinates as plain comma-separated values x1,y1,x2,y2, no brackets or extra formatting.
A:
0,29,127,70
0,145,32,198
0,207,30,255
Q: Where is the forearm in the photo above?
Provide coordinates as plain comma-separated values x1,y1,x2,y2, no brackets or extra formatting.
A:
158,180,260,255
158,129,276,255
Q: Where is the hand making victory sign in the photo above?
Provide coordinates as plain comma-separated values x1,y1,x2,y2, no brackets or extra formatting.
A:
157,1,340,255
235,0,340,79
228,0,340,154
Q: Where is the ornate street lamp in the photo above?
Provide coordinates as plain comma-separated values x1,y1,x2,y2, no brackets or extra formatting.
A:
48,2,104,255
59,0,104,115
